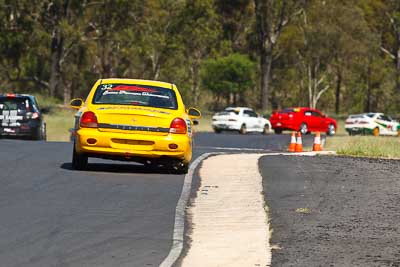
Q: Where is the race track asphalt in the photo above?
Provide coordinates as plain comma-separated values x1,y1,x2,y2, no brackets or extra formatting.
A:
260,155,400,267
0,132,306,267
0,140,184,267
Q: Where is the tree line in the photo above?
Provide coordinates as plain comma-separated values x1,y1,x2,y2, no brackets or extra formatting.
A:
0,0,399,115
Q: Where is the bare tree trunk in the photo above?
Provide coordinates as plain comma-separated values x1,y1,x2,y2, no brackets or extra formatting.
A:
63,80,71,105
151,50,161,80
365,64,372,112
192,78,199,106
100,41,112,78
260,48,273,111
308,64,312,107
190,63,200,106
254,0,301,111
234,93,239,106
335,70,342,114
396,47,400,93
49,31,64,98
48,0,70,98
306,63,329,109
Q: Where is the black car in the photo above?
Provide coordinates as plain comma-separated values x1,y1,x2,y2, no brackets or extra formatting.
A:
0,94,46,140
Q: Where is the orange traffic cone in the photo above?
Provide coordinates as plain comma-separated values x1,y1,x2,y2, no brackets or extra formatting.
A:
313,132,322,151
295,132,303,152
288,131,296,152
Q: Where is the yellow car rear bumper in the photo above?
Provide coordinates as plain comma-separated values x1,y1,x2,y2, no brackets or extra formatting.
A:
75,128,192,162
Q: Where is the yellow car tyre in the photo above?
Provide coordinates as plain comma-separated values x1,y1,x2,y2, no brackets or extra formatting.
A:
168,159,189,174
72,145,88,170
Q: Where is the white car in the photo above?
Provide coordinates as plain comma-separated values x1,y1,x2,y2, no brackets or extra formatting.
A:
211,107,272,134
345,113,400,136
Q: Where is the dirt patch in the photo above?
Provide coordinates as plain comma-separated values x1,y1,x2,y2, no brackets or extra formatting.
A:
260,155,400,266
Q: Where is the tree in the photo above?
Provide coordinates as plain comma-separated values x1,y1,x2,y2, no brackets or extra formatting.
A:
0,0,48,91
215,0,254,54
37,0,92,102
176,0,221,106
44,0,70,98
271,0,377,111
361,0,400,111
0,0,398,115
201,53,255,109
379,0,400,93
254,0,303,111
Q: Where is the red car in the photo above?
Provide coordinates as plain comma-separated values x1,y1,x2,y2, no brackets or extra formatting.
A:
269,107,337,135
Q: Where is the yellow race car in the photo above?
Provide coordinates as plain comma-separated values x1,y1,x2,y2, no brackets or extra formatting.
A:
70,78,201,173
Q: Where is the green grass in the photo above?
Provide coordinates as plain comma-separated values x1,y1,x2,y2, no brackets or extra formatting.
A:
35,94,63,113
335,119,346,136
194,114,213,132
325,119,400,158
44,109,76,142
325,135,400,159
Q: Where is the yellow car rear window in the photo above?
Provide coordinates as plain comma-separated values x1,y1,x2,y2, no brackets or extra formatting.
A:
92,84,178,110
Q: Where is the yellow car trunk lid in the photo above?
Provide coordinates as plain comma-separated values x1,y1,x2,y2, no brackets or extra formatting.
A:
94,106,174,135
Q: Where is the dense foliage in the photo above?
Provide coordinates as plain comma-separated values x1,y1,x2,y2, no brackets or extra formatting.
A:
0,0,399,115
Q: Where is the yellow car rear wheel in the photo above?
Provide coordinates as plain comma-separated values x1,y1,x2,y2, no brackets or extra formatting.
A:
169,159,189,174
72,146,88,170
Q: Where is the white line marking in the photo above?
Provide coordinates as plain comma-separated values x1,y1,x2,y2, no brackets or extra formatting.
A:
258,151,337,156
160,152,220,267
160,150,336,266
196,146,269,152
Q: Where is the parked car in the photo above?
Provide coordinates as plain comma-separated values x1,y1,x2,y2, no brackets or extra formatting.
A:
211,107,271,134
345,113,400,136
70,78,201,173
269,107,337,135
0,93,46,140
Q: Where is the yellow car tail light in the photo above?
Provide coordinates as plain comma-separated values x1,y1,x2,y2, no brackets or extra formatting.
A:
80,111,98,128
169,118,187,134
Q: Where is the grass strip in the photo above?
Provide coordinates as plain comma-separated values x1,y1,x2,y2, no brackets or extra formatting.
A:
325,135,400,159
44,109,76,142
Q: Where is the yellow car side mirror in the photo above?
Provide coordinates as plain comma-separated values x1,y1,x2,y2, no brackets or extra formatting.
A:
188,107,201,119
70,98,84,109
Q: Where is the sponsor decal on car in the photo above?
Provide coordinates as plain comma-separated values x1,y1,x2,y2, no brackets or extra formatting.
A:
375,121,390,129
96,106,171,115
186,118,192,136
0,110,23,127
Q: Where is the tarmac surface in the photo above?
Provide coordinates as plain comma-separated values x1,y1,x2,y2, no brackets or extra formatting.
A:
0,140,184,267
0,132,297,267
3,131,396,267
260,155,400,267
